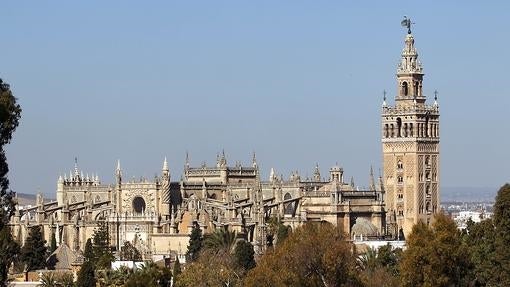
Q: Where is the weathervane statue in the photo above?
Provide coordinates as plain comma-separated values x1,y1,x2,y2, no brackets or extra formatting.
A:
401,16,413,34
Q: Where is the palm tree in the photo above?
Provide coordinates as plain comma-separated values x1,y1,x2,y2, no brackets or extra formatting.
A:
357,247,378,272
203,228,237,254
39,272,58,287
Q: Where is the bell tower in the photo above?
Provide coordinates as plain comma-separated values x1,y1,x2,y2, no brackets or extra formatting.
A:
382,19,440,237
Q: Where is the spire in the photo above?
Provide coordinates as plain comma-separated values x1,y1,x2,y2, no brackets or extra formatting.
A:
369,166,376,190
74,157,79,177
313,163,321,182
382,90,387,108
185,151,190,171
115,160,122,181
163,157,169,172
433,90,439,107
219,149,227,167
269,167,277,182
252,152,257,168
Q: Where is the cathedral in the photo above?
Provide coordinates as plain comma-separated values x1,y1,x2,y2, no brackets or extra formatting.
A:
9,24,440,264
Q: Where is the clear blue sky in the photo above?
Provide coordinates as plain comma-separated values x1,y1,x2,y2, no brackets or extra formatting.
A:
1,1,509,197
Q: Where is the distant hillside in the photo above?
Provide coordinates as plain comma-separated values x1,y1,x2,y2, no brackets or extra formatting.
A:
441,186,498,202
15,192,56,206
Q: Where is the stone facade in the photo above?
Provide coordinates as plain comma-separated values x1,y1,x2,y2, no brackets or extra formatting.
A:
382,29,440,237
8,25,440,261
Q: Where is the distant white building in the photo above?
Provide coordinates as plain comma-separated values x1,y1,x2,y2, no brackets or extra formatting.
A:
454,211,493,230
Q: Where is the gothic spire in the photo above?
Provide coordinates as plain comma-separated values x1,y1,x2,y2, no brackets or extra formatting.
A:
163,157,169,172
369,165,376,190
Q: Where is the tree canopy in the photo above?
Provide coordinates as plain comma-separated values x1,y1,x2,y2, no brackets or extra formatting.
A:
245,222,361,287
399,213,471,287
0,78,21,285
186,223,203,262
20,225,47,271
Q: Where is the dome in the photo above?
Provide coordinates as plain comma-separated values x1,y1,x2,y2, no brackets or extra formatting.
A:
351,218,379,237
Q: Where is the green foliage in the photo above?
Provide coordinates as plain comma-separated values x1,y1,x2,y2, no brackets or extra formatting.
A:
0,226,19,283
399,214,472,287
120,241,142,261
84,238,93,261
20,225,47,271
40,272,58,287
92,221,114,269
50,231,57,253
493,183,510,285
203,228,236,254
234,240,256,272
76,261,96,287
173,256,182,279
0,78,22,286
186,223,203,261
245,222,362,287
125,262,172,287
97,266,132,287
175,252,240,287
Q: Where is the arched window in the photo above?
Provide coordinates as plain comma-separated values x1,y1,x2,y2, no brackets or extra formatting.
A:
132,196,146,214
384,124,389,138
425,116,430,137
414,82,419,96
390,124,395,137
397,176,403,184
402,82,409,96
403,123,408,137
396,118,402,137
283,193,294,215
426,202,431,213
409,123,413,137
425,185,431,196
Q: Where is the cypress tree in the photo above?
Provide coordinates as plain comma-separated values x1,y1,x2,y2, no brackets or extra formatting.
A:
50,231,57,253
173,256,182,278
92,221,113,269
186,223,203,261
20,225,47,271
234,240,256,271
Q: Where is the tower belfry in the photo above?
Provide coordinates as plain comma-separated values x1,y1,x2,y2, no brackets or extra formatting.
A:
382,19,440,237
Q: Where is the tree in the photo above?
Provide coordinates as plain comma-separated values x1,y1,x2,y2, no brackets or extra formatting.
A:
356,245,401,287
40,272,58,287
0,78,22,285
173,256,182,279
49,231,57,254
76,260,96,287
493,183,510,285
203,228,236,254
92,220,114,269
120,241,142,261
76,238,96,287
186,223,203,261
399,214,472,287
20,225,47,271
0,226,19,283
175,252,240,287
125,262,172,287
234,240,255,272
266,216,290,247
244,222,362,287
